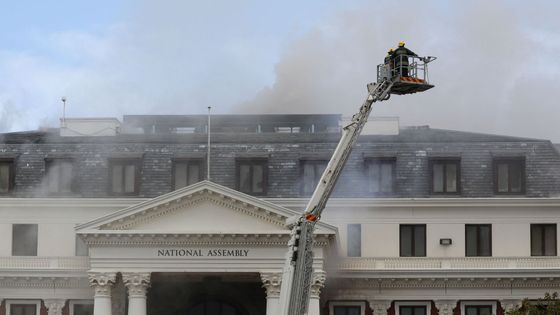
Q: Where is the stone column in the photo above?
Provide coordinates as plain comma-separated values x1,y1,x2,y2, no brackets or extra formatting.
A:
369,300,392,315
89,272,117,315
500,299,522,314
122,272,151,315
44,299,66,315
261,272,282,315
308,271,326,315
435,300,458,315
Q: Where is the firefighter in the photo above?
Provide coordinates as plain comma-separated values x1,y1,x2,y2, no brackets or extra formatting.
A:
384,48,395,79
393,41,417,77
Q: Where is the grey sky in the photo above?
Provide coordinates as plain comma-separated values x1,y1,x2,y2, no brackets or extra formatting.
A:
1,0,559,142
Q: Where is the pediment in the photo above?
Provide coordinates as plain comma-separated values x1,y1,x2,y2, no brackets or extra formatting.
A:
76,181,337,235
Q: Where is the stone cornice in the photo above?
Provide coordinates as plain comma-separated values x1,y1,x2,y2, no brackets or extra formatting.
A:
79,232,332,247
0,276,89,288
267,197,560,208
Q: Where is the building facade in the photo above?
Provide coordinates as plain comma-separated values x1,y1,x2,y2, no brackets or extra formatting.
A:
0,115,559,315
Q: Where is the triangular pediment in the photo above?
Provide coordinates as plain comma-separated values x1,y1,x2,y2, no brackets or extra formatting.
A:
76,181,337,235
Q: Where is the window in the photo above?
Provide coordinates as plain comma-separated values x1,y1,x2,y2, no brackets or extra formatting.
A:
0,159,15,193
399,306,427,315
400,224,426,257
334,306,361,315
7,301,40,315
173,159,203,189
329,302,366,315
301,160,327,196
45,159,74,194
494,158,525,194
531,224,557,256
75,235,89,256
347,224,361,257
70,301,94,315
465,306,492,315
12,224,38,256
466,224,492,256
236,159,267,195
430,159,460,194
109,159,141,195
366,158,395,194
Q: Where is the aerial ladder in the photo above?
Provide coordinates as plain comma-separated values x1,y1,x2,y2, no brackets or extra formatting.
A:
277,47,436,315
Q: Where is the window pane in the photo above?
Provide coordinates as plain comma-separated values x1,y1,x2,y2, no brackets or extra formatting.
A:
466,225,478,256
531,224,543,256
433,163,444,192
446,163,457,192
0,162,10,192
497,163,509,192
479,225,491,256
112,165,123,193
510,163,522,192
544,225,556,256
74,304,94,315
174,162,188,189
414,306,426,315
380,163,393,192
47,163,60,192
12,224,38,256
303,163,316,195
400,225,412,256
252,164,264,193
334,306,347,315
348,307,361,315
76,235,89,256
239,164,251,192
187,163,201,185
400,306,412,315
347,224,361,257
369,163,380,193
414,225,426,256
60,161,73,192
11,305,36,315
480,306,492,315
466,306,477,315
124,165,136,193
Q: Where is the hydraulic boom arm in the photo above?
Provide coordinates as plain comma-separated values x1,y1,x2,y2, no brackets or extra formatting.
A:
277,79,394,315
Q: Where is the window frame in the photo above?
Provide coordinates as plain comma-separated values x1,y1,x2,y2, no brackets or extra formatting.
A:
108,158,142,196
399,224,427,257
460,301,497,315
493,158,526,195
465,224,492,257
0,158,15,194
69,300,94,315
235,158,268,196
530,224,557,256
429,158,461,194
300,159,328,196
45,158,75,195
6,300,41,315
172,158,204,190
329,301,366,315
394,302,431,315
12,224,38,256
365,157,396,195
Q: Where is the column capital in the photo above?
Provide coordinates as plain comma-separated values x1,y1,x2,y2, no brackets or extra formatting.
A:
310,270,326,298
435,300,458,315
260,272,282,298
88,272,117,297
122,272,151,298
500,299,522,313
369,300,392,315
43,299,66,315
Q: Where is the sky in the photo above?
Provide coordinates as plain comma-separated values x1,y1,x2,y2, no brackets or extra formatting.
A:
0,0,559,142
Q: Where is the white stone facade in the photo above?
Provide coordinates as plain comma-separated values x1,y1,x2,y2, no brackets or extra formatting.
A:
0,181,558,315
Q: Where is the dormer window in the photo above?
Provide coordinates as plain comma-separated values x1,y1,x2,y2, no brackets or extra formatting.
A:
494,158,525,194
0,159,15,194
45,159,74,194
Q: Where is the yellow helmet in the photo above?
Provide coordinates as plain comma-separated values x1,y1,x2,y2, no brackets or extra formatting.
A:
388,48,394,53
398,41,405,47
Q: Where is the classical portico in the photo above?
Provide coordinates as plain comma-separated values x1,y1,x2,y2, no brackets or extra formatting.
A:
77,181,336,315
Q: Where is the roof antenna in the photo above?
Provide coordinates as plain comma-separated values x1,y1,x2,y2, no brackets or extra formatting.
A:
207,106,211,181
61,97,67,127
